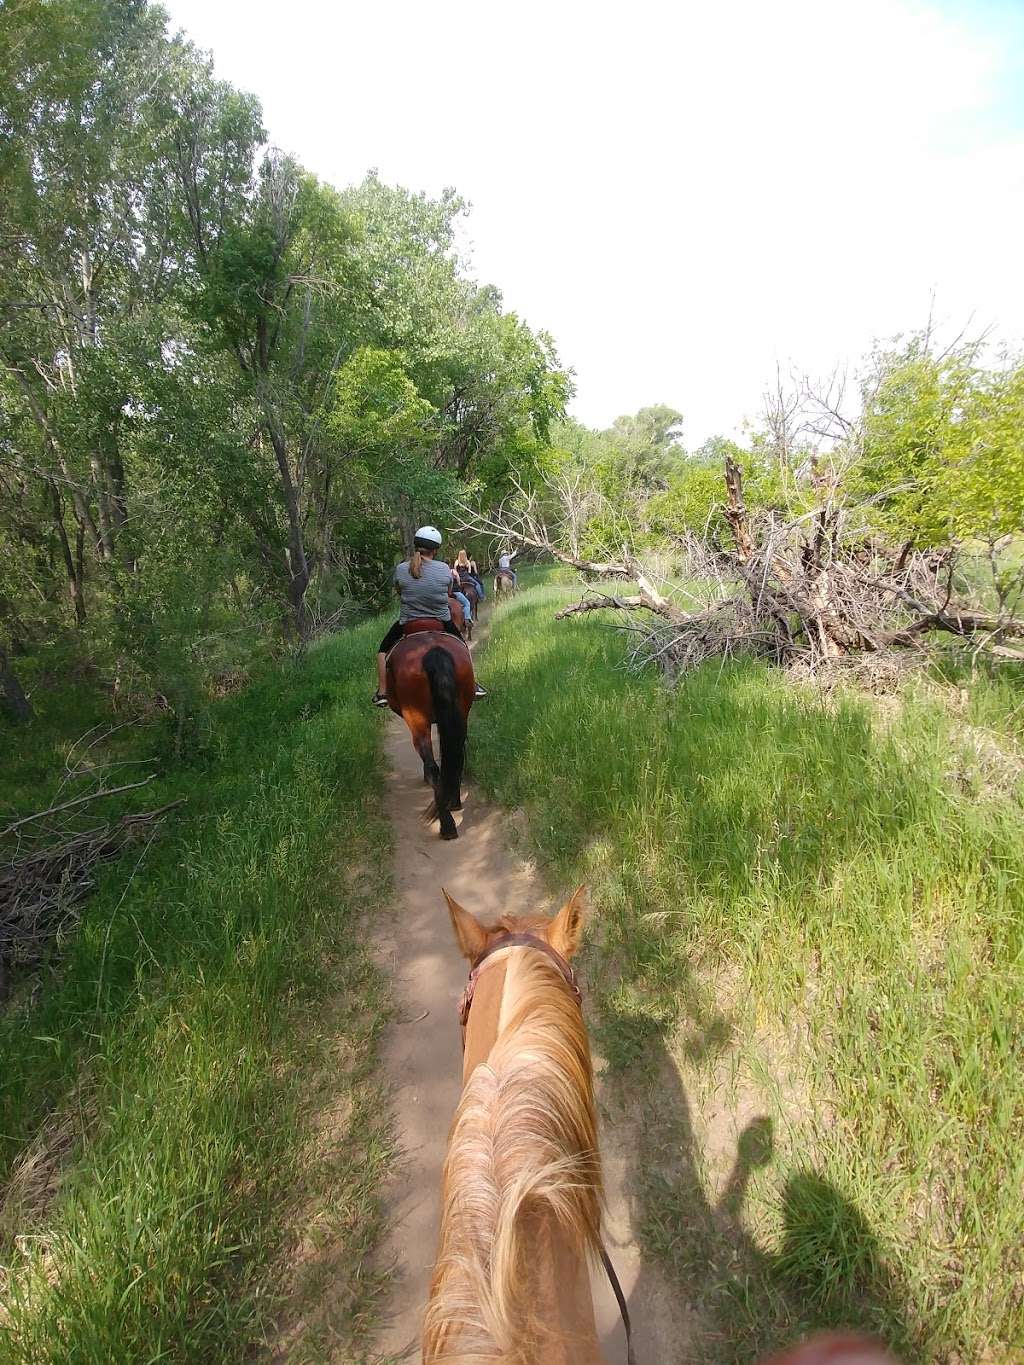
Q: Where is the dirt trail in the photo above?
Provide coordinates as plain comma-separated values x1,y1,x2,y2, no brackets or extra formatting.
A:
373,620,682,1363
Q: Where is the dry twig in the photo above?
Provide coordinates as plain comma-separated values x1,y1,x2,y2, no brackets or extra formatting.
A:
0,780,184,995
459,463,1024,680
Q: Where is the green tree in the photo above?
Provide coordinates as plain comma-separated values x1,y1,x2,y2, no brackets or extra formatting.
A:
951,360,1024,541
852,335,980,545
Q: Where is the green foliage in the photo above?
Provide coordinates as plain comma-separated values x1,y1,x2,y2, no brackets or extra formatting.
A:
543,415,786,554
852,334,1024,545
607,404,686,489
853,337,977,544
646,436,784,540
0,1,570,694
328,346,435,465
953,361,1024,539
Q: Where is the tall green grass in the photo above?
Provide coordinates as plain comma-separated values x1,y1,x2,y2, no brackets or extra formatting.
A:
473,574,1024,1362
0,623,392,1362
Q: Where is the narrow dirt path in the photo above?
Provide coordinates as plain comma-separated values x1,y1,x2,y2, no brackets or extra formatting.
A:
372,617,683,1363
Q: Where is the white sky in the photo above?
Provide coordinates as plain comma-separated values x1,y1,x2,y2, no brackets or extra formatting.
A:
161,0,1024,444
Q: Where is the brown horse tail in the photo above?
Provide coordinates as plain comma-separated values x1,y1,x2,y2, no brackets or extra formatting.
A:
423,645,465,814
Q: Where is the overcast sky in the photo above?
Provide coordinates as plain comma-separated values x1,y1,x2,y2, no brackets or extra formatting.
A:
161,0,1024,444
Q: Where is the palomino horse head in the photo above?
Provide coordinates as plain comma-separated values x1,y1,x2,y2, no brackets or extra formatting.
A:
427,889,901,1365
425,887,602,1364
444,884,587,973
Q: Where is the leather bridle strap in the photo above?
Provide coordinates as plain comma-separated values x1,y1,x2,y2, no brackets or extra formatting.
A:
458,932,581,1033
470,932,580,991
457,932,636,1365
600,1244,637,1365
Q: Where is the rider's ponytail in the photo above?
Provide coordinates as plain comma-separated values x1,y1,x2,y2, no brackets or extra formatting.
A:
409,548,423,579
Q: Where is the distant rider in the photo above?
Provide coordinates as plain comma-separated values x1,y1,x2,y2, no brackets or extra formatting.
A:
497,547,519,587
372,526,487,707
447,561,475,623
455,548,486,601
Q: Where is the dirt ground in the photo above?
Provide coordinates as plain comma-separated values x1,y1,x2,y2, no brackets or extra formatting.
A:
371,620,686,1363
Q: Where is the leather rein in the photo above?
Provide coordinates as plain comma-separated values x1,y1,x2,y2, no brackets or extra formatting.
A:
458,932,581,1034
458,932,637,1365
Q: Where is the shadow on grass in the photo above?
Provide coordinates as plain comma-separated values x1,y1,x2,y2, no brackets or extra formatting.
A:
473,594,928,1360
608,1017,911,1364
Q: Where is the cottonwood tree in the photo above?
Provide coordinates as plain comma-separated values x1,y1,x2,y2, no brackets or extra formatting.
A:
0,1,265,634
0,0,577,701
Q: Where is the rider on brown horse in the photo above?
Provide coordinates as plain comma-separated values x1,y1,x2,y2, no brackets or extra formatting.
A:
372,526,487,707
496,547,518,588
455,548,486,601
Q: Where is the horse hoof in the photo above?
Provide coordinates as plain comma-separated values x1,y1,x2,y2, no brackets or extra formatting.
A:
440,825,458,841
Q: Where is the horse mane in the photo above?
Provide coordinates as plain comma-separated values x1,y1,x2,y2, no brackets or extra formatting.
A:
423,949,602,1363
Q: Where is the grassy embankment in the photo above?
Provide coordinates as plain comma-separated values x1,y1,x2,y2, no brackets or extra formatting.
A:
472,569,1023,1363
0,623,393,1362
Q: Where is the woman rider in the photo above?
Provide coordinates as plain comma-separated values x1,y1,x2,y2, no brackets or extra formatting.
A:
447,560,475,624
372,526,487,707
455,547,485,601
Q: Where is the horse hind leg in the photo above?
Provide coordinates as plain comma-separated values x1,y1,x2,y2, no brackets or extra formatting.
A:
405,710,455,835
405,710,439,787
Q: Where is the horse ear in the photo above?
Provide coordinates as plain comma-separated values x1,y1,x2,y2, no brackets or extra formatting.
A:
443,889,488,961
548,885,587,959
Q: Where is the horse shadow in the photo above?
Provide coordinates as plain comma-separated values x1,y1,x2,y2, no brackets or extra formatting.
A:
596,1010,913,1364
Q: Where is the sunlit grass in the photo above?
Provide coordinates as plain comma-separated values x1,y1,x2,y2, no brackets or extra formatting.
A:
0,621,394,1362
472,572,1024,1362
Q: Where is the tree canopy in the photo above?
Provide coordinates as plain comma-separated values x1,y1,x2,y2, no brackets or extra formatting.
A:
2,0,1022,725
0,0,570,713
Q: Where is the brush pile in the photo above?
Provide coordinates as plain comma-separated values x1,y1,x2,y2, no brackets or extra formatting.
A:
461,460,1024,679
0,777,182,997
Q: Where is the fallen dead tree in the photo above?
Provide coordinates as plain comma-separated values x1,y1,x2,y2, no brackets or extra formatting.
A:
459,463,1024,678
0,777,183,997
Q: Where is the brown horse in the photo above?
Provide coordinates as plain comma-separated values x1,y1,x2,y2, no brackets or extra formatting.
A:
385,624,475,840
448,591,470,639
426,888,901,1365
464,579,481,613
494,569,516,598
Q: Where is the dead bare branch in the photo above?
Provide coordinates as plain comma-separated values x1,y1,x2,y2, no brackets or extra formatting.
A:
0,786,184,993
460,458,1024,684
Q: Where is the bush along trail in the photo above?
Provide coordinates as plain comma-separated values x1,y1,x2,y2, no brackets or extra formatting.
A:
0,621,395,1363
471,569,1024,1364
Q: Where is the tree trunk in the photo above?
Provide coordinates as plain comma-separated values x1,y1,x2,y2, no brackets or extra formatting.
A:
49,480,87,625
90,455,116,560
0,642,33,723
263,404,311,636
724,457,754,562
